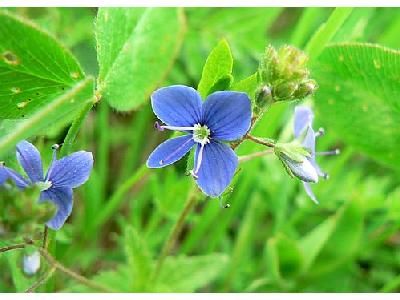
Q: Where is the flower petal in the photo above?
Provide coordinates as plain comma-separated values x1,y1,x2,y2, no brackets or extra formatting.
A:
294,106,314,138
1,167,29,189
47,151,93,188
40,187,73,230
303,182,318,204
195,141,238,197
151,85,202,127
16,140,44,183
147,135,195,168
202,91,251,141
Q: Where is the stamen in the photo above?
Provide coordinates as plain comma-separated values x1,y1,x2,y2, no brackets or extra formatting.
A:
315,127,325,138
51,144,60,150
155,121,197,132
159,137,194,166
316,149,340,156
194,143,205,174
322,172,329,180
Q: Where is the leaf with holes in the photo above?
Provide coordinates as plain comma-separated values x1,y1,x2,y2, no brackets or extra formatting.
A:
313,43,400,168
96,8,186,111
0,10,85,119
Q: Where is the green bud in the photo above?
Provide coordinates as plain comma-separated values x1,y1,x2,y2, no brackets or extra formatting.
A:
273,81,298,101
255,85,273,111
274,142,318,183
259,45,279,83
293,79,318,99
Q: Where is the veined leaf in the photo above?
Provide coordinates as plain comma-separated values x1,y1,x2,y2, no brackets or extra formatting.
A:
0,77,95,156
197,39,233,99
96,8,186,111
0,10,85,119
314,43,400,168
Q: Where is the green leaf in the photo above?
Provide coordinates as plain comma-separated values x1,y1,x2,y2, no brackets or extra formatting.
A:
124,226,153,291
265,234,304,283
299,198,364,276
314,43,400,168
231,72,258,101
156,254,229,292
197,39,233,99
0,77,94,156
0,10,85,119
96,8,186,111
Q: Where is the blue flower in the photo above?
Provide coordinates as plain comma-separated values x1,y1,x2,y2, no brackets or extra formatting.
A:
0,141,93,230
147,85,251,197
294,106,339,203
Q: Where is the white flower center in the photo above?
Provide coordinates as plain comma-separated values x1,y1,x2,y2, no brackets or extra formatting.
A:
36,180,52,192
192,124,210,145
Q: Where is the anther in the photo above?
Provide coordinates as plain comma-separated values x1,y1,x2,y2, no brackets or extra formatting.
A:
154,121,164,131
322,172,329,180
315,128,325,138
219,197,230,209
51,144,60,150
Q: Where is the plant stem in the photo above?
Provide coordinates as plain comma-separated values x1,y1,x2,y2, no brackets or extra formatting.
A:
0,243,27,254
38,248,114,292
238,149,274,163
42,225,49,249
245,134,276,147
60,101,93,157
25,266,56,293
152,184,198,282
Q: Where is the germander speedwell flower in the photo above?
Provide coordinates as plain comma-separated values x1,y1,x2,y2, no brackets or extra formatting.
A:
0,140,93,230
147,85,251,197
293,106,339,203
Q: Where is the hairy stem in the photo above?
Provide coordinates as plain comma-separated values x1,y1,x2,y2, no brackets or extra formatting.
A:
25,266,56,293
239,149,274,163
245,134,276,147
152,184,198,282
0,243,27,254
38,248,114,292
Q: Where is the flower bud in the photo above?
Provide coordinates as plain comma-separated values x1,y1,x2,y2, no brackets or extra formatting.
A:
274,142,318,183
273,81,298,101
23,251,41,276
254,85,273,112
293,79,318,99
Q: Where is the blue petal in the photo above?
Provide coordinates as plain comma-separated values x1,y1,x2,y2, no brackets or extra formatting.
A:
303,182,318,204
202,91,251,141
40,187,73,230
0,167,7,185
147,135,195,168
294,106,314,138
2,167,29,189
47,151,93,188
16,140,44,183
151,85,202,127
195,141,238,197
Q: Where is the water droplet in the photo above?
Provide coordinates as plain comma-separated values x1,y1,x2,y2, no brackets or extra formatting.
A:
17,101,29,109
70,72,80,79
11,87,21,94
70,98,75,104
2,51,20,65
335,85,341,92
373,59,381,69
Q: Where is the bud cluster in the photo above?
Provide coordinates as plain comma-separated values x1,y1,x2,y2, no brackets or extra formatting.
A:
254,45,318,113
0,184,55,238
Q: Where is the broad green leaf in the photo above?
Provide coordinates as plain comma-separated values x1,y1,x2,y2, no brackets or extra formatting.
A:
0,10,85,119
0,77,94,156
96,8,186,111
156,254,229,292
197,39,233,99
313,43,400,168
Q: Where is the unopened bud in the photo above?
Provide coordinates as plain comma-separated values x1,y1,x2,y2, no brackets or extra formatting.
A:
273,81,298,101
294,79,318,99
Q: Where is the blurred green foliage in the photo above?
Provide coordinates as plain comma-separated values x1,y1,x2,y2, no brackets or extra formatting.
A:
0,7,400,293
